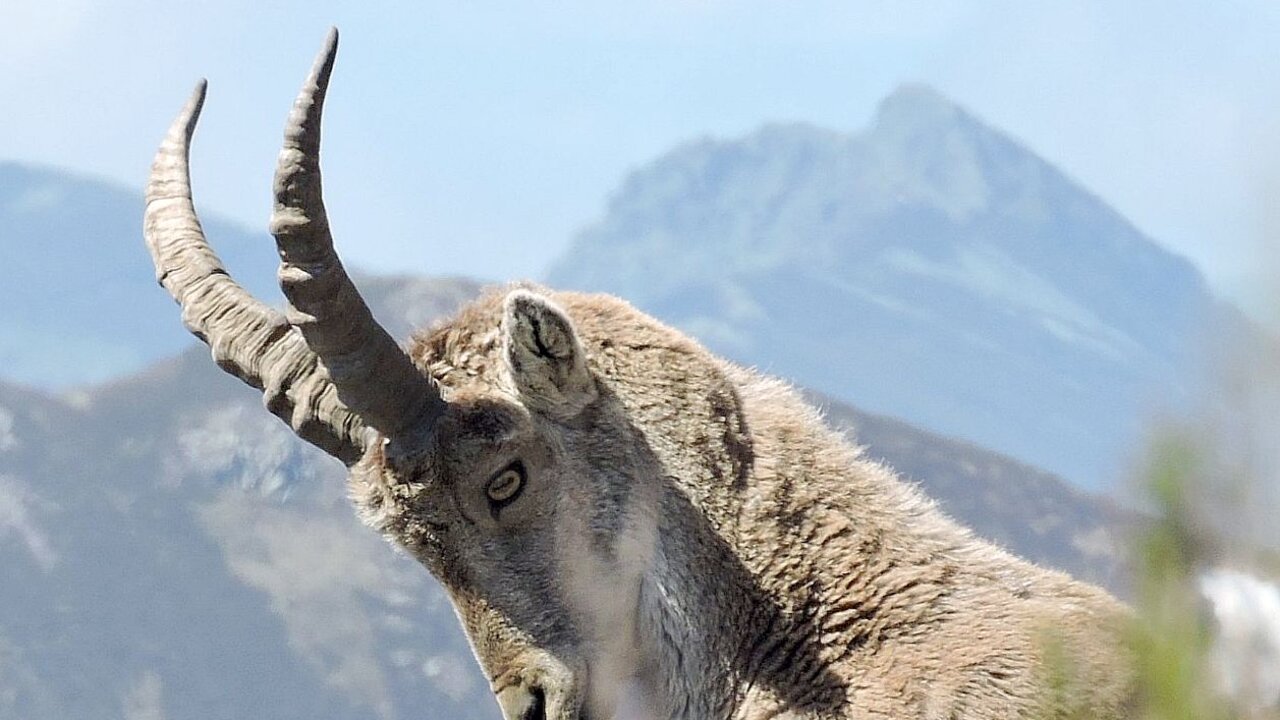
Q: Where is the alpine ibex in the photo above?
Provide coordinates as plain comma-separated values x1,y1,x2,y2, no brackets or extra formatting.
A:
144,30,1133,720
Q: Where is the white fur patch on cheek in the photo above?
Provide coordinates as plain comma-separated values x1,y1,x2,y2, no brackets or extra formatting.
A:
556,504,659,717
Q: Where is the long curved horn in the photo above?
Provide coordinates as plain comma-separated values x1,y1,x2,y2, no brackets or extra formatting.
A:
144,80,367,465
270,28,446,439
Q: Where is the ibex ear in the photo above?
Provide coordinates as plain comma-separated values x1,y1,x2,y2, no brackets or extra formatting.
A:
501,290,598,418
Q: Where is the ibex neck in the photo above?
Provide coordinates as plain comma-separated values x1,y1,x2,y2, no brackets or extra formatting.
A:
632,371,967,719
634,484,758,719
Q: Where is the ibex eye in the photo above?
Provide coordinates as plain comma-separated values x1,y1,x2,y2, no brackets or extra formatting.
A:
485,462,525,507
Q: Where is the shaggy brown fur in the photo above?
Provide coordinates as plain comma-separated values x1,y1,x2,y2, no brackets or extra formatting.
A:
349,286,1133,720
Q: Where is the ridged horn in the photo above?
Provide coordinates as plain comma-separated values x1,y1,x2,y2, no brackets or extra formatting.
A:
144,79,367,465
269,28,446,439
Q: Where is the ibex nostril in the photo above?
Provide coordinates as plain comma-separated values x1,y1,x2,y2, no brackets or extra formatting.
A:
496,683,547,720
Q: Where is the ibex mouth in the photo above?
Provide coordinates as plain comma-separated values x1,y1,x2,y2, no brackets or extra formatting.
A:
498,683,547,720
526,686,547,720
493,653,584,720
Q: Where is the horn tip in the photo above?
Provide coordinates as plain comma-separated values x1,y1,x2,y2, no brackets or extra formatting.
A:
189,79,208,111
151,78,208,170
176,79,209,141
315,27,339,80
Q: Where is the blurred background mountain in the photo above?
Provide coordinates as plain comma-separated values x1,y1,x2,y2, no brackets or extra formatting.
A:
0,83,1270,718
550,85,1256,491
0,277,1140,719
0,163,282,388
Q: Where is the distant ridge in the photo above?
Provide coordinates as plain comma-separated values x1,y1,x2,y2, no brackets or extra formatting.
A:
549,83,1240,490
0,162,280,388
0,272,1136,719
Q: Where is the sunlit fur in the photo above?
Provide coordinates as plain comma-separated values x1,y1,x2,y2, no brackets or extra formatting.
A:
342,284,1132,720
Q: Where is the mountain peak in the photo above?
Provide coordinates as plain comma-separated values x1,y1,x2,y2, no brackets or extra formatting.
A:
547,84,1218,490
863,84,999,223
873,83,965,133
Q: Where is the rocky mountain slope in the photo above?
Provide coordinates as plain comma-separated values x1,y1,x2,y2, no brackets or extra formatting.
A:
549,84,1245,491
7,85,1255,496
0,274,1137,720
0,162,281,388
3,82,1244,717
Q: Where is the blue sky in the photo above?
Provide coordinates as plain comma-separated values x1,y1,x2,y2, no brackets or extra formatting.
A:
4,1,1280,321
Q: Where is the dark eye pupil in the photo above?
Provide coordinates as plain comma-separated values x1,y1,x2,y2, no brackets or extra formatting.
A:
489,473,519,500
486,462,525,506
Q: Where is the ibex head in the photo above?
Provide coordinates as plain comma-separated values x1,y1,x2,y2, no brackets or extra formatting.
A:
146,30,671,720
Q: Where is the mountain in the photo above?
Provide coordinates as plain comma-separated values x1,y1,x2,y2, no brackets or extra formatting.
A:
0,273,1139,720
548,84,1237,491
0,162,282,389
4,86,1248,492
0,276,487,720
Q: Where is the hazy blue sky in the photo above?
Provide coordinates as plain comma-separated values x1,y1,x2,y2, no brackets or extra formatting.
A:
4,1,1280,319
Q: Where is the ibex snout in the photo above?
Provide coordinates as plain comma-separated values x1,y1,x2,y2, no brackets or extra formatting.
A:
497,682,547,720
491,651,582,720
